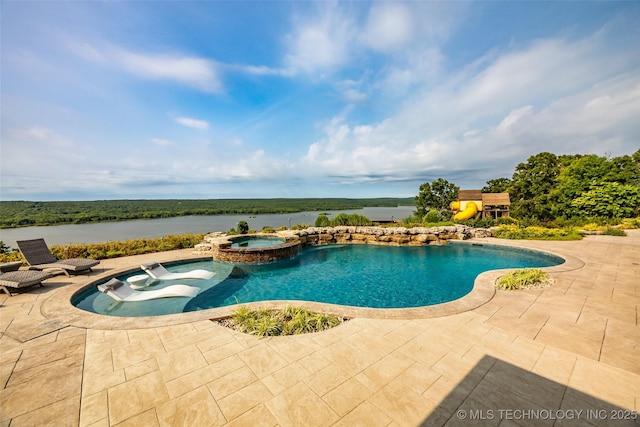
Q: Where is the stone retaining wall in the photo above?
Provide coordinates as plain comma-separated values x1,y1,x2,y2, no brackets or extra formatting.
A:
211,239,301,263
282,225,491,246
194,225,492,255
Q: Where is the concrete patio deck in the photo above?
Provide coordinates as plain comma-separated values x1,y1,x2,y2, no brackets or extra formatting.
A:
1,232,638,426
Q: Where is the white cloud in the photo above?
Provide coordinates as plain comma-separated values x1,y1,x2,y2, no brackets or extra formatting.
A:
360,3,413,52
69,41,223,94
238,65,295,77
299,30,640,185
336,80,367,103
112,49,222,93
411,2,468,43
451,33,633,119
374,48,445,97
284,4,356,75
3,2,639,200
281,2,462,79
175,117,209,130
11,126,75,148
1,127,94,196
513,73,640,141
150,138,174,146
497,106,534,133
69,42,105,63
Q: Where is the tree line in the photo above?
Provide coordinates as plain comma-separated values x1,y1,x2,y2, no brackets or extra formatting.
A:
0,197,414,229
415,149,640,223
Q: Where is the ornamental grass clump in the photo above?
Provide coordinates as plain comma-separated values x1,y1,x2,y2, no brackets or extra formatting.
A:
225,305,345,338
601,226,626,236
581,223,627,236
496,269,551,290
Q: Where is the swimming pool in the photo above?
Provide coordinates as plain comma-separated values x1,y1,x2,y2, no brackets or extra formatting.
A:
72,243,563,317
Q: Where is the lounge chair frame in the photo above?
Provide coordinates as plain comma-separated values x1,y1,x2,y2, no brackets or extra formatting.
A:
17,238,99,277
0,270,53,296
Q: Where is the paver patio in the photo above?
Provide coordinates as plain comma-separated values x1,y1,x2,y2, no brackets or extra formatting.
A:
1,231,638,426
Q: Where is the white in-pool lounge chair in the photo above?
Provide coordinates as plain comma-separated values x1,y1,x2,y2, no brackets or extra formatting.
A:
140,261,215,281
97,278,199,302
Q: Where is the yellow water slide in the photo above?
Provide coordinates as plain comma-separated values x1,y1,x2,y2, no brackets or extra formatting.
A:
452,201,478,220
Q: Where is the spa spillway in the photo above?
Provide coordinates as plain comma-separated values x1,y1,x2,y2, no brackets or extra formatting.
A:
211,234,301,264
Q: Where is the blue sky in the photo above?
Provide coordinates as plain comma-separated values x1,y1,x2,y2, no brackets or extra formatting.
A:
1,1,639,201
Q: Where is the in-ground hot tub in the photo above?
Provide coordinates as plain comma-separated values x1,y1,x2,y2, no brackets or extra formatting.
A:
212,234,301,264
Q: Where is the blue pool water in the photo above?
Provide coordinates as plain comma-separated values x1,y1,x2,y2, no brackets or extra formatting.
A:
230,235,286,248
72,243,563,317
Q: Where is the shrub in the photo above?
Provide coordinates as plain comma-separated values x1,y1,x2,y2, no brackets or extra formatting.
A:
620,218,640,229
459,217,497,228
497,216,519,225
0,233,206,263
493,225,583,241
330,213,351,226
0,251,22,264
315,213,331,227
52,233,204,261
549,216,617,228
237,221,249,234
581,223,602,231
329,213,371,227
261,226,276,233
401,214,423,227
290,223,311,230
423,209,441,223
517,217,543,227
601,227,626,236
224,305,345,337
572,182,640,219
0,241,12,255
496,269,550,290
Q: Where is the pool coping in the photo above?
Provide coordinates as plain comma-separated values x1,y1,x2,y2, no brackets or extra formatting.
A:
40,239,584,330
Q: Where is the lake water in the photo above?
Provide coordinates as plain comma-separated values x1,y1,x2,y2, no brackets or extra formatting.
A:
0,206,416,247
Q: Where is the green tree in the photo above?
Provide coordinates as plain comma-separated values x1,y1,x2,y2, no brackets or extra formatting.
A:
509,152,562,221
550,152,640,218
482,178,511,193
415,178,459,217
572,182,640,218
551,154,614,218
608,150,640,186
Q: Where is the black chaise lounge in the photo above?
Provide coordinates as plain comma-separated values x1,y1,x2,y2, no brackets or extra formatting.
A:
17,238,99,277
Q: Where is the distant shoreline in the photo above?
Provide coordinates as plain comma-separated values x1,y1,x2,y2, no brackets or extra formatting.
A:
0,206,418,246
0,198,415,229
